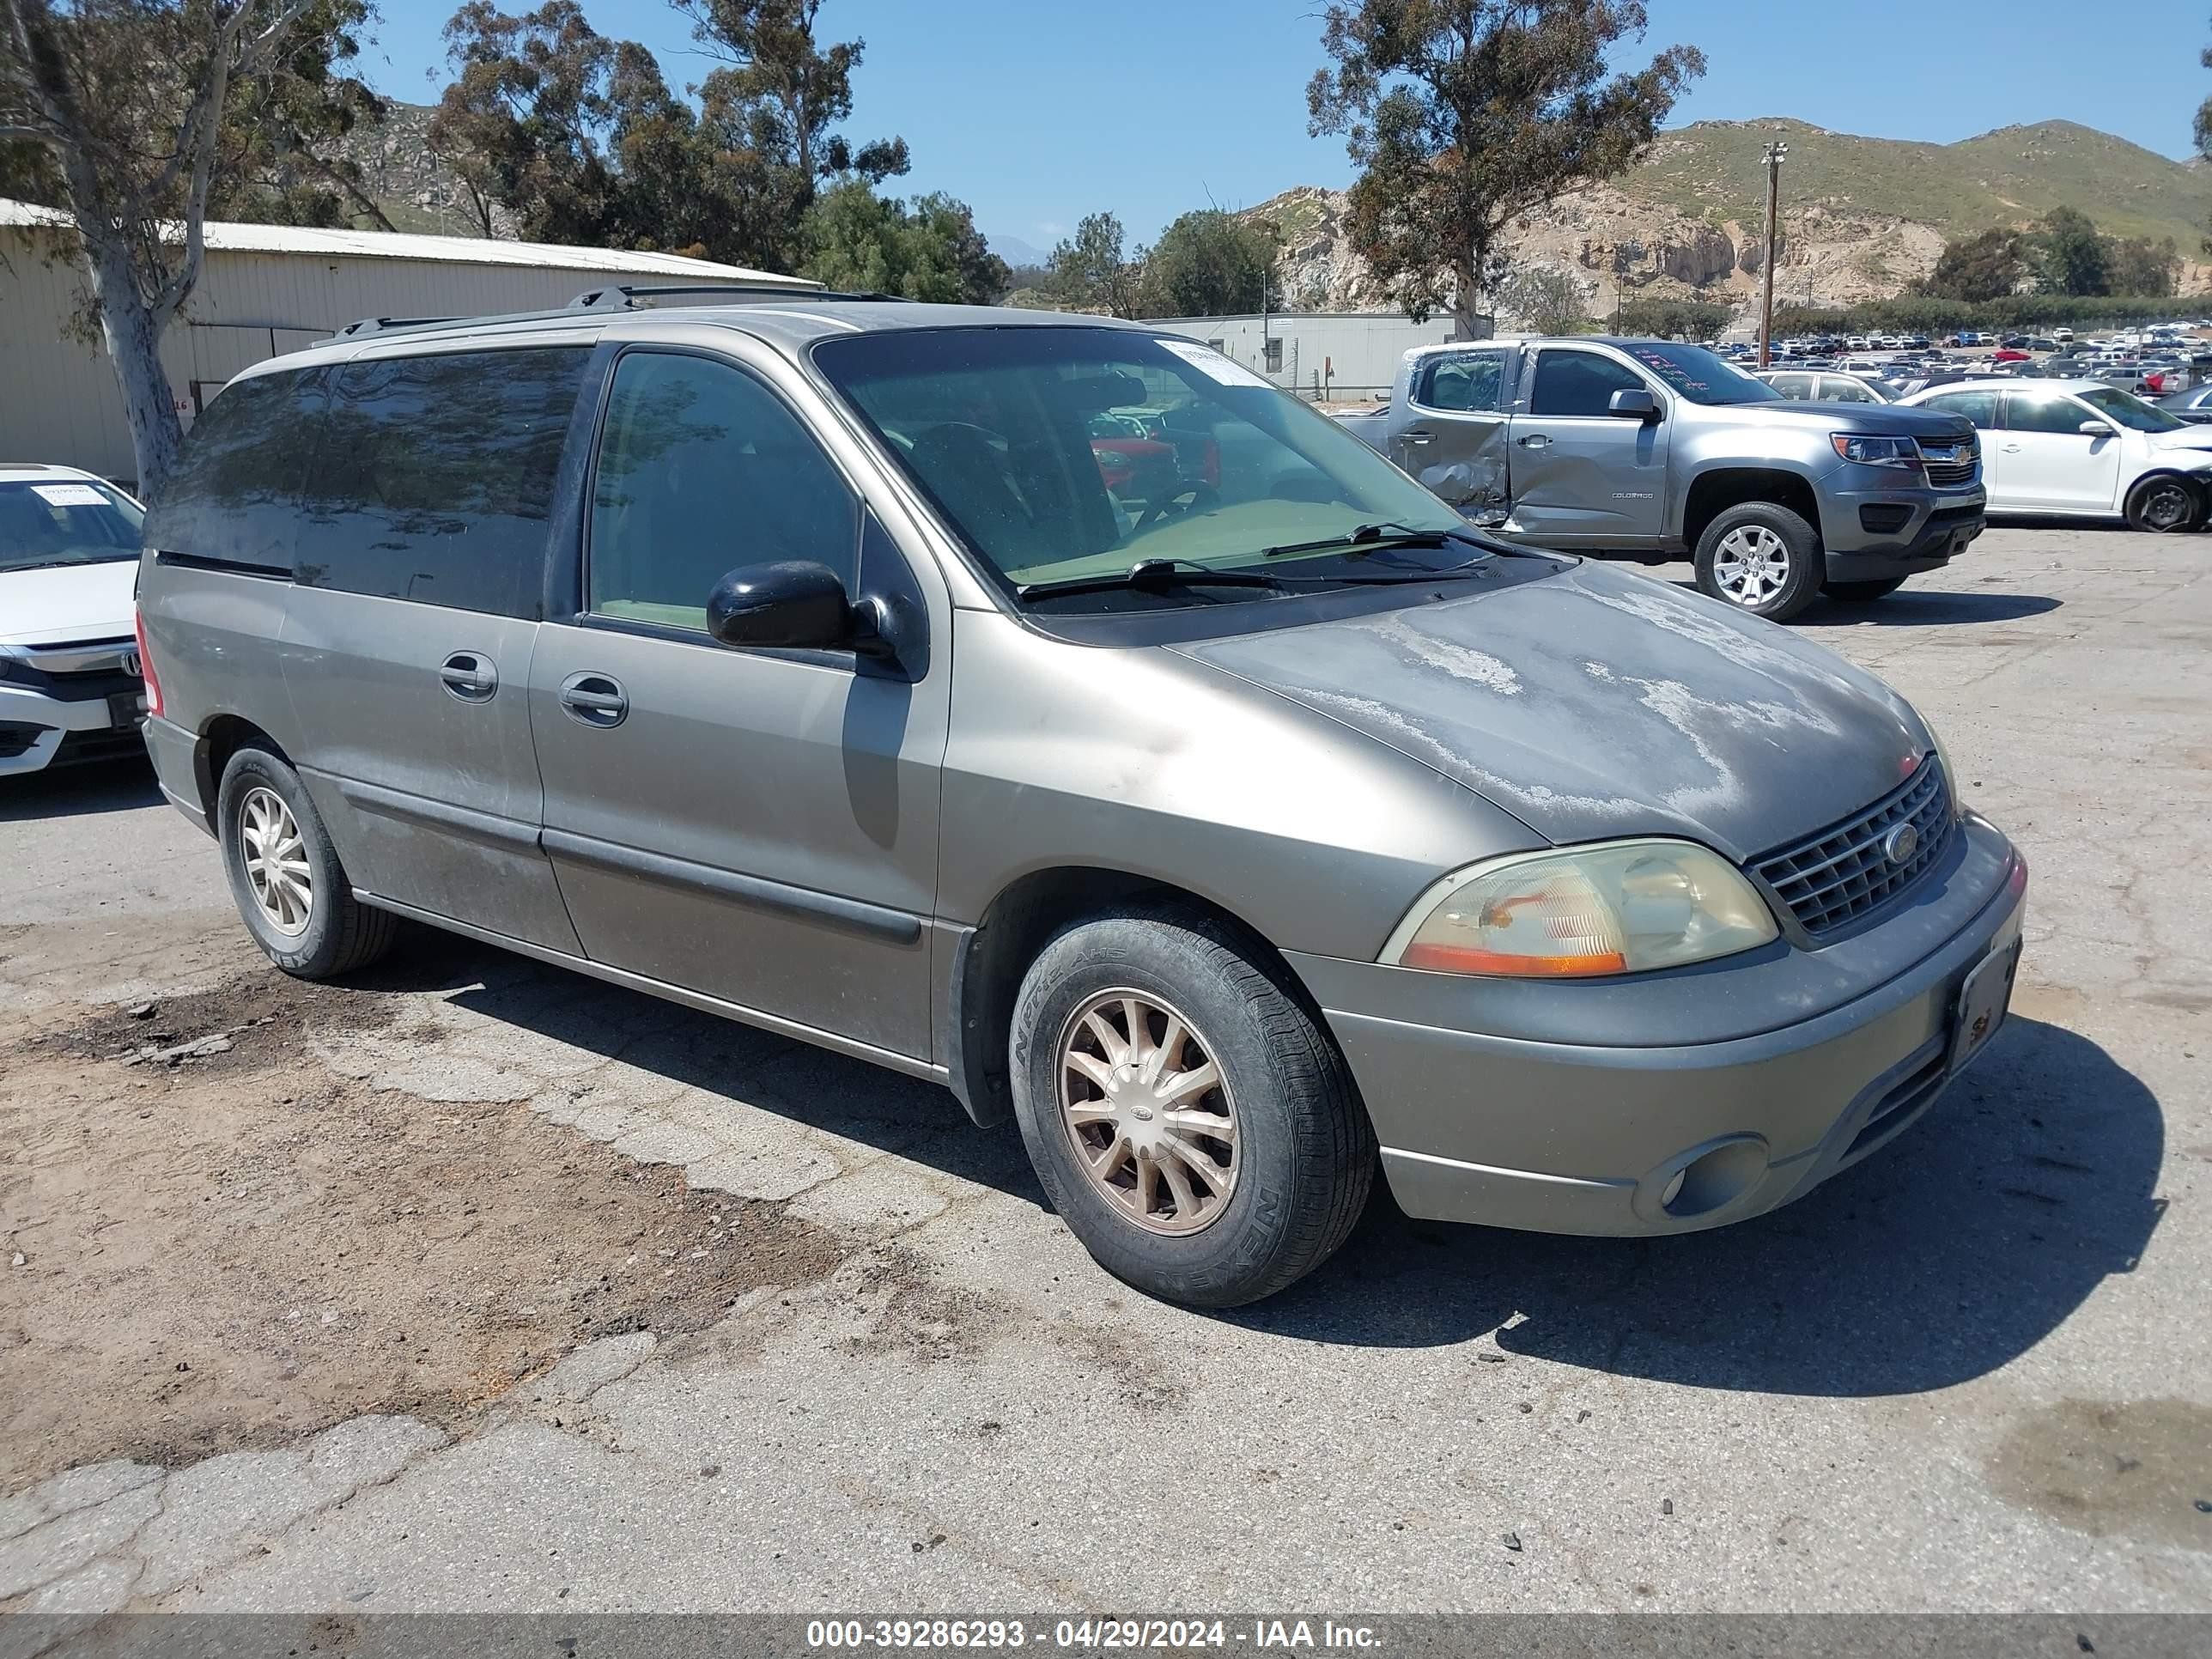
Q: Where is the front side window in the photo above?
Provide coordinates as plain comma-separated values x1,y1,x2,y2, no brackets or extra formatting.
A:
1531,350,1650,417
1765,373,1815,400
811,326,1464,609
0,478,143,573
2075,384,2185,433
1419,350,1509,412
143,368,325,569
1823,376,1883,404
301,348,588,616
2005,392,2096,437
1922,390,1998,429
587,352,859,630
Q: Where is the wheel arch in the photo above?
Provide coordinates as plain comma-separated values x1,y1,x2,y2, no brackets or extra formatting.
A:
193,714,291,826
1682,465,1825,551
943,865,1329,1129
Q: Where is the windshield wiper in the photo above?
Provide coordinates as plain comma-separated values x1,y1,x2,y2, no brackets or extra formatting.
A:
1261,520,1490,559
1015,558,1293,602
1015,553,1498,604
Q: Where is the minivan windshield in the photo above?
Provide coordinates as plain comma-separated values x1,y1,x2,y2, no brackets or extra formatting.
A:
812,326,1471,606
0,477,143,573
2075,384,2186,433
1616,343,1781,406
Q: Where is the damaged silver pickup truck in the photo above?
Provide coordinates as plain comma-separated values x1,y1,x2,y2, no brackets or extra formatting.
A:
1334,336,1986,622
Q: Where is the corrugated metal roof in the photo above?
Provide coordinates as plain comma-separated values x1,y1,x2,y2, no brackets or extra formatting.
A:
0,198,817,286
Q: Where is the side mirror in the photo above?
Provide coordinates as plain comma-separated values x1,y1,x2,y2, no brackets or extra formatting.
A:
1608,387,1661,422
2078,419,2115,438
708,560,884,654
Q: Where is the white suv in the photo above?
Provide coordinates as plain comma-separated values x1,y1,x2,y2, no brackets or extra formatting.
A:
0,464,149,776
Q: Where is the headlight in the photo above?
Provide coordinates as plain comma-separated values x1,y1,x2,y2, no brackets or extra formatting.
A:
1831,434,1923,469
1381,839,1779,978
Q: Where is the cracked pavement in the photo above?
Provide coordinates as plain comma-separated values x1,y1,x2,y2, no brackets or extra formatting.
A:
1,527,2207,1619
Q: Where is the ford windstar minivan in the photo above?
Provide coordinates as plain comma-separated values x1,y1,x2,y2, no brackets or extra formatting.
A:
135,294,2026,1306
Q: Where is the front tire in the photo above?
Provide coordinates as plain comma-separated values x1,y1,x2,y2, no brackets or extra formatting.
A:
1821,575,1907,602
1693,501,1823,622
216,746,398,979
2124,474,2199,533
1008,908,1376,1308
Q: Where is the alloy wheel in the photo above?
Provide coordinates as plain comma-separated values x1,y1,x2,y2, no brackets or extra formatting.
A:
1712,525,1793,607
1056,989,1239,1237
239,786,313,937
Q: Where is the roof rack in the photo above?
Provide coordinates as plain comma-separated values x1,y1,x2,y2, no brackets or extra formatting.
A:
330,314,460,339
565,282,884,310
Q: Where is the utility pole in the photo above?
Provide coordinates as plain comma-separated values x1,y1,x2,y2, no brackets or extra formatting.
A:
1759,140,1788,367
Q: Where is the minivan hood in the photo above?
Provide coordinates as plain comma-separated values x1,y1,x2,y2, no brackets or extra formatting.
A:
0,558,138,647
1171,561,1929,862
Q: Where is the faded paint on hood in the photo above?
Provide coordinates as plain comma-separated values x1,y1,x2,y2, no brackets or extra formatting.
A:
1170,560,1929,862
0,558,138,647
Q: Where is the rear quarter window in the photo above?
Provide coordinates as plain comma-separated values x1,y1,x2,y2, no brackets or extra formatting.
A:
297,347,590,617
143,368,328,570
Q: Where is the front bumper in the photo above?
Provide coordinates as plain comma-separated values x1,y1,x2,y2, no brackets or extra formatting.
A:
1287,815,2027,1236
0,677,148,776
1820,473,1986,579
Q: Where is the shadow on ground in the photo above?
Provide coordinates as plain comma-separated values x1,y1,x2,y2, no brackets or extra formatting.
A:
1662,578,2063,629
0,757,161,822
339,935,2163,1401
1242,1015,2164,1396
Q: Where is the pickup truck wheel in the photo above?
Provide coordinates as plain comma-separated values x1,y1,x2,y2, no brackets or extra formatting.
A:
1821,576,1906,602
1007,908,1376,1308
2124,475,2199,533
1694,502,1823,623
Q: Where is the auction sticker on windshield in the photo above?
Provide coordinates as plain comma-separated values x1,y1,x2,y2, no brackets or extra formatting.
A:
32,483,109,507
1157,338,1274,389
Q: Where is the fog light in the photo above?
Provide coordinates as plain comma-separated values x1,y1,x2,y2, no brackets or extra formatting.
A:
1661,1169,1686,1206
1643,1134,1771,1223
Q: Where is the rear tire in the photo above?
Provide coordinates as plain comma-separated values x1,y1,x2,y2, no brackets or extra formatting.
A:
1821,576,1907,602
216,746,398,979
1008,907,1375,1308
2124,474,2199,533
1693,501,1824,622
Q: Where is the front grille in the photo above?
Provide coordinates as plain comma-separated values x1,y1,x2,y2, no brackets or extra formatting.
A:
1917,436,1978,488
1752,757,1954,935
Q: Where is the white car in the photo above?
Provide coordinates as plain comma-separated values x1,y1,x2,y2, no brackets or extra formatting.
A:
1899,378,2212,532
0,464,148,775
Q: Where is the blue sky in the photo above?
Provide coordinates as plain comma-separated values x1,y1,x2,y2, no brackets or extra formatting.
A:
356,0,2212,259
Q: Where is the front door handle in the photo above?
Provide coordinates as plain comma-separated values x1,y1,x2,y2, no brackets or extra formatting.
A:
1401,430,1437,446
2000,442,2022,453
1518,434,1553,448
558,672,628,728
439,651,498,702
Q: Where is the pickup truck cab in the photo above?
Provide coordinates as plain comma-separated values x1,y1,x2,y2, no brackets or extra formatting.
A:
1336,337,1986,622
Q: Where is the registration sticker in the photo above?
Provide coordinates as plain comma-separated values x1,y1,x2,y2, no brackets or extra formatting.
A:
1157,338,1274,389
32,483,108,507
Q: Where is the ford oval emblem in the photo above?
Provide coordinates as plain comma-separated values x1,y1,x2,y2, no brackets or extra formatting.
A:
1883,823,1920,866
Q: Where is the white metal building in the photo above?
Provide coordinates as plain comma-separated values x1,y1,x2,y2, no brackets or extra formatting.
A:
0,201,817,485
1143,310,1476,400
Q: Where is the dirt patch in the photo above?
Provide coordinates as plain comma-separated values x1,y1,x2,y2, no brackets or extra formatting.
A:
0,966,856,1491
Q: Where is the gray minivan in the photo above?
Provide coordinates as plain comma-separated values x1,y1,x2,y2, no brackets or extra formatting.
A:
135,295,2027,1306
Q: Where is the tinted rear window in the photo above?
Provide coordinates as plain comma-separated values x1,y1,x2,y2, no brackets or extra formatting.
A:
143,368,327,569
298,347,588,616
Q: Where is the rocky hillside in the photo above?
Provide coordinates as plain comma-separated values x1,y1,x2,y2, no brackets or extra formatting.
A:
1258,117,2212,325
342,100,514,239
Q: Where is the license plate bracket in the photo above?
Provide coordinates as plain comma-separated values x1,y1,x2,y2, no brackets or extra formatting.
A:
1949,940,2019,1075
107,690,145,731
